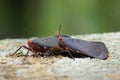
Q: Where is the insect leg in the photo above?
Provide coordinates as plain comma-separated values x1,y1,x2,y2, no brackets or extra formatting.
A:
23,50,29,60
61,50,75,60
49,51,58,58
67,51,75,60
13,46,23,55
13,45,31,56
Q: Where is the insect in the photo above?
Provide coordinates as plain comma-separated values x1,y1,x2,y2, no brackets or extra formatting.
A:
58,26,109,59
13,34,74,59
13,25,109,60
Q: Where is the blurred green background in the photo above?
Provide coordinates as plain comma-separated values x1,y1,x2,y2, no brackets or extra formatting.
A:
0,0,120,38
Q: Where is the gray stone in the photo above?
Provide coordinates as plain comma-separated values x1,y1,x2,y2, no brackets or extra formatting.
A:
0,32,120,80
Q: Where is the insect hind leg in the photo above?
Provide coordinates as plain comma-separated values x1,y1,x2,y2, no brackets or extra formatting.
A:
61,50,75,60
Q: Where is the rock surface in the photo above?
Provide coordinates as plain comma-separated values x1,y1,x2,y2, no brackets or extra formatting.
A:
0,32,120,80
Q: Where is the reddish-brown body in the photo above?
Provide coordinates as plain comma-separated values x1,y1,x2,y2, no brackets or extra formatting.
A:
13,37,65,57
27,40,49,53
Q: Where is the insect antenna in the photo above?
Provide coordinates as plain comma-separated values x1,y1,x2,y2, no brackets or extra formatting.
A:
58,24,75,60
58,24,62,36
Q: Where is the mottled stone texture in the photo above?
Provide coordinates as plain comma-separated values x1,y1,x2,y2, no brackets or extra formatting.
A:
0,32,120,80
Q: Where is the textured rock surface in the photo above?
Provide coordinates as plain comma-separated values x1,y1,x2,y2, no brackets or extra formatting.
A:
0,32,120,80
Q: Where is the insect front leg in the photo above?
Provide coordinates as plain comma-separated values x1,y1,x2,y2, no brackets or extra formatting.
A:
23,50,30,60
13,45,31,56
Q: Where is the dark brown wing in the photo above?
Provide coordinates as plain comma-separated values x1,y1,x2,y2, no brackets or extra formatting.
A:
62,37,109,59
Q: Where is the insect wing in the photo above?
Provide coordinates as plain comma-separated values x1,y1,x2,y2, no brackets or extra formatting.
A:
62,37,108,59
32,37,59,48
